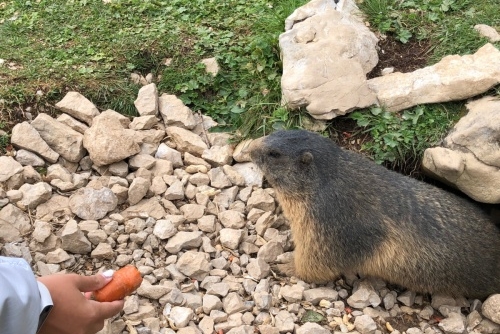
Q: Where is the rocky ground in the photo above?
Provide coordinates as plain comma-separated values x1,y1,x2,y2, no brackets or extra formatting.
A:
1,89,500,334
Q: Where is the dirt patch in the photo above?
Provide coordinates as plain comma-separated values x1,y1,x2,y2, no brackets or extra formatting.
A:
368,36,432,79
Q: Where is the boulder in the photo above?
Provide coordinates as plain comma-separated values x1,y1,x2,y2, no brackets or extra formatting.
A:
422,96,500,203
280,0,378,119
55,91,100,125
31,113,86,162
368,43,500,112
11,122,59,163
83,110,141,166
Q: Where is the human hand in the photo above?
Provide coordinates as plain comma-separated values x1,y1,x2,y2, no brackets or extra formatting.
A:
37,272,125,334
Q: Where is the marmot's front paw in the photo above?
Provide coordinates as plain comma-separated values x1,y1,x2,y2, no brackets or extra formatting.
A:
271,262,296,278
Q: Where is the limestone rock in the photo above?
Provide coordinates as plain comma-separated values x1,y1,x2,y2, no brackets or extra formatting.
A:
201,57,220,76
35,194,71,221
168,306,194,328
354,314,377,334
137,280,170,300
83,110,141,166
280,285,304,303
32,221,52,243
122,197,166,220
422,96,500,203
55,91,100,125
153,219,177,240
219,228,244,250
159,94,197,129
164,231,203,253
0,156,23,182
15,149,45,167
347,281,381,309
69,187,118,220
176,251,212,281
482,294,500,325
368,43,500,112
296,322,330,334
166,126,208,156
202,145,234,167
303,287,339,305
18,182,52,209
134,83,159,116
0,204,31,241
438,312,466,334
60,219,92,254
128,177,150,205
11,122,59,163
231,162,263,187
129,115,158,130
474,24,500,43
280,0,378,119
31,113,86,162
155,143,183,168
57,114,89,134
91,242,114,259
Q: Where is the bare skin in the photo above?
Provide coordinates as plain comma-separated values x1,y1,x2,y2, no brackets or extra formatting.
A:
37,273,124,334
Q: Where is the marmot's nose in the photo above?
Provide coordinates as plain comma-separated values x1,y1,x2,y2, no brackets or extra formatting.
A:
245,136,267,157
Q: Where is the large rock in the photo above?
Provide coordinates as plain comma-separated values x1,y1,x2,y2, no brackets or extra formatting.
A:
134,83,158,116
17,182,52,210
11,122,59,163
482,294,500,325
60,219,92,254
122,197,166,220
55,91,100,125
166,126,208,157
422,96,500,203
368,43,500,112
279,0,378,119
69,187,118,220
0,204,31,241
0,156,23,182
474,24,500,43
83,110,141,166
159,94,197,129
31,113,86,162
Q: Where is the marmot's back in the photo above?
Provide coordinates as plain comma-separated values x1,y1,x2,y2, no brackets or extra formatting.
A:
249,129,500,299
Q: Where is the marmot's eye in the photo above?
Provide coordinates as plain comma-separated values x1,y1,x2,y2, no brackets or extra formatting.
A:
268,150,281,158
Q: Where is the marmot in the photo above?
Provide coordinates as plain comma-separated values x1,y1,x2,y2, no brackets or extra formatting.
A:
249,129,500,299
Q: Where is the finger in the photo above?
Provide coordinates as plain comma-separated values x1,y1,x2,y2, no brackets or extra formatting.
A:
92,299,125,319
75,270,114,292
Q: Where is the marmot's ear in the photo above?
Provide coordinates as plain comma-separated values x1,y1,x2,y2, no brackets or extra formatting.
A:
300,151,313,165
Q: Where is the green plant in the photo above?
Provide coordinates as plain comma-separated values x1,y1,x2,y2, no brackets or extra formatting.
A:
359,0,499,48
349,104,462,168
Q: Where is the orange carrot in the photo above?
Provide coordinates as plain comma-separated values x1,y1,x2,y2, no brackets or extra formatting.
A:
92,265,143,302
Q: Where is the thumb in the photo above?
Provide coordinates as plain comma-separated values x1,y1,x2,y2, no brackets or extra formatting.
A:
76,270,115,293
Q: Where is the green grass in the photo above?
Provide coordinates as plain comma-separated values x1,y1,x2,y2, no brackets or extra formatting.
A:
1,0,500,167
0,0,307,135
349,103,463,169
359,0,500,60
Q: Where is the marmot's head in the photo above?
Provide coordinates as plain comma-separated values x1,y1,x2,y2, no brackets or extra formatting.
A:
249,130,336,196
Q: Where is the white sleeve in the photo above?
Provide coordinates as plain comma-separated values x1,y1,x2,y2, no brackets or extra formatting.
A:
0,256,53,334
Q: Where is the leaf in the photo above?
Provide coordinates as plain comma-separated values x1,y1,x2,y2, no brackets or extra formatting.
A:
397,29,412,43
370,107,383,116
230,105,245,114
301,310,325,323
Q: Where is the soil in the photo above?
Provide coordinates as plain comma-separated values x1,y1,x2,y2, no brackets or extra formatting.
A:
367,35,432,79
